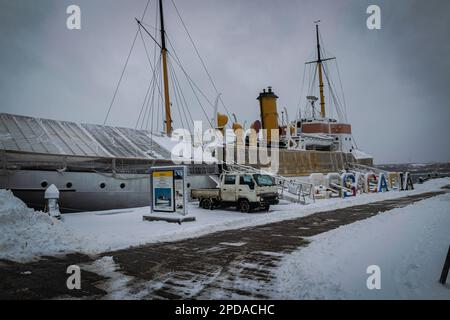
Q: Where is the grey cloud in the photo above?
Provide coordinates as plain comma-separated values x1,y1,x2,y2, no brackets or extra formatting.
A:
0,0,449,164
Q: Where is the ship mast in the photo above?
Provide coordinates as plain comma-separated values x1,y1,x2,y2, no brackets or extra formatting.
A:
159,0,172,135
316,23,326,118
306,21,335,119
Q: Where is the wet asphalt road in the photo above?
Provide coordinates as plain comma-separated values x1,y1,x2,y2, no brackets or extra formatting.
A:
0,190,446,300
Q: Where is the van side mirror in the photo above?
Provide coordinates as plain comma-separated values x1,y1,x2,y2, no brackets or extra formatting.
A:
249,181,255,190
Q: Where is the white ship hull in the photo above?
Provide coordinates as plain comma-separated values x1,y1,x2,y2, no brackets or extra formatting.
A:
0,170,216,212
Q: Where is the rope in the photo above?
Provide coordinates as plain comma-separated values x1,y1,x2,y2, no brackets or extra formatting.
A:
322,64,343,121
135,73,152,129
170,0,232,121
306,64,318,118
103,0,151,125
171,63,195,127
168,58,194,135
136,28,158,129
143,64,158,130
296,62,307,119
316,28,349,123
138,28,165,131
146,59,159,131
103,27,139,125
167,58,186,131
322,62,346,122
165,36,213,128
165,35,214,108
335,60,349,123
140,27,164,100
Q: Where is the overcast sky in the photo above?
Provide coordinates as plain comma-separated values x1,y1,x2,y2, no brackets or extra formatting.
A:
0,0,449,164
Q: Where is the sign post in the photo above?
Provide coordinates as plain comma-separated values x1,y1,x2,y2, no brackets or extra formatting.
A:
146,166,193,223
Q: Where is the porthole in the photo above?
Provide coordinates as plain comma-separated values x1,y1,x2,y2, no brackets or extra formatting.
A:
100,182,106,189
120,183,126,189
66,182,73,188
41,181,48,188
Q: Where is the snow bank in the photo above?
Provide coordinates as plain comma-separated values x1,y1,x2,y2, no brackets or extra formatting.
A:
274,192,450,299
0,190,84,262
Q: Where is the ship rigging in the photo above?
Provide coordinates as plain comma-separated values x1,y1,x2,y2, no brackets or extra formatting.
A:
103,0,231,139
299,22,349,123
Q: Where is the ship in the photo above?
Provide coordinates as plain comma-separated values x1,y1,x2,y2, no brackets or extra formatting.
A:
0,0,219,212
282,22,359,156
219,22,373,176
0,2,373,212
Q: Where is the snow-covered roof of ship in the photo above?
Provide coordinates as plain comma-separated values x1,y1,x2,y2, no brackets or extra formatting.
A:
0,113,173,160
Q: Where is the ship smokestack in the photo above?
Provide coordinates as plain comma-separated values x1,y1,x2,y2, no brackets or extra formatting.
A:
257,86,279,143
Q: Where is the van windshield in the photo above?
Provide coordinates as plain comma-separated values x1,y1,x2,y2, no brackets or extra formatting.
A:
253,174,275,187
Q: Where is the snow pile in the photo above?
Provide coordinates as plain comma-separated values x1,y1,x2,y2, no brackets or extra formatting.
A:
274,192,450,299
0,190,83,262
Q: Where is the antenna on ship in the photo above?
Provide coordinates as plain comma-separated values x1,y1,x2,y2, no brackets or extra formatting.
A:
307,96,318,119
306,21,335,119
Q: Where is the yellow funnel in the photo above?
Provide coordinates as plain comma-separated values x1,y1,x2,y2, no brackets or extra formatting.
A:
257,87,279,142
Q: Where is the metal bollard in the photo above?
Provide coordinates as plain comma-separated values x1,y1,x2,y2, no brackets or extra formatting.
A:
45,184,61,220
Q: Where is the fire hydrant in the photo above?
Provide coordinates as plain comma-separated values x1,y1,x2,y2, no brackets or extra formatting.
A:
45,184,61,220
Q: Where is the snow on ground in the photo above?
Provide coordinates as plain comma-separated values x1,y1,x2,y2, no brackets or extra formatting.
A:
61,177,450,254
274,191,450,299
0,178,449,263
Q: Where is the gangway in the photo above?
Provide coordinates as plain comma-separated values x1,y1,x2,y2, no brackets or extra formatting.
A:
223,162,315,204
347,163,388,175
